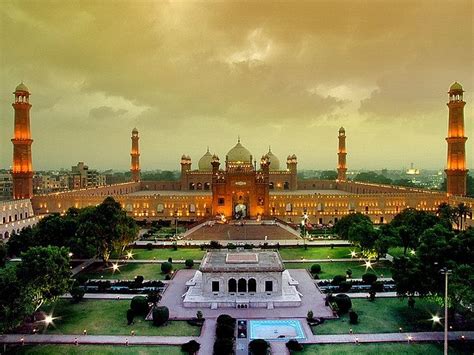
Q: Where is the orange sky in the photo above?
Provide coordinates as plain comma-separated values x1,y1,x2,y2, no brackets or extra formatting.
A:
1,0,472,171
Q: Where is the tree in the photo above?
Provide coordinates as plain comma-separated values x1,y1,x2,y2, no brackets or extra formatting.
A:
213,338,234,355
454,203,472,231
152,306,169,326
249,339,270,355
319,170,338,180
147,290,162,306
161,261,173,274
185,259,194,268
16,246,72,311
130,296,149,316
333,213,371,240
286,339,304,351
348,220,378,251
362,273,377,285
0,241,6,267
391,256,429,307
0,265,33,332
70,285,85,303
126,308,135,325
310,264,321,274
334,294,352,314
182,340,200,355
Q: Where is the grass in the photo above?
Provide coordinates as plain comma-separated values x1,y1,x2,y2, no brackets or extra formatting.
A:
299,343,465,355
117,248,205,261
388,247,414,258
278,246,359,260
313,298,443,335
78,262,196,280
41,299,201,336
284,260,393,278
9,345,185,354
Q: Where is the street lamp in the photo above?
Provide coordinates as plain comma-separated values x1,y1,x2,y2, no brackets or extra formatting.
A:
301,212,308,250
440,267,452,355
174,210,179,238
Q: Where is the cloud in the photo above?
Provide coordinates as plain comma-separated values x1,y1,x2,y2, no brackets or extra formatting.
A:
89,106,128,120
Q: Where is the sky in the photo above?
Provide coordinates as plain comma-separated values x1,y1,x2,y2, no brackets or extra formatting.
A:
1,0,472,172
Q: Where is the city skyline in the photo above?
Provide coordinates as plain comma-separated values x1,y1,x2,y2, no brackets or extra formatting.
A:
1,1,473,171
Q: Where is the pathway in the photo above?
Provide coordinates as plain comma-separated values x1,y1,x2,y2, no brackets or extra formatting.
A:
197,318,216,355
134,239,350,246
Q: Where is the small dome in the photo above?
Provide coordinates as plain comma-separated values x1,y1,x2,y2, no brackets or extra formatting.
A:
15,82,29,92
198,148,213,171
339,126,345,133
266,147,280,171
132,127,138,134
449,82,463,91
227,138,252,163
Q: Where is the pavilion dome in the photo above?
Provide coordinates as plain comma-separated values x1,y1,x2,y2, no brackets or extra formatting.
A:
132,127,138,134
449,82,463,91
198,148,213,171
15,82,29,92
266,147,280,171
227,139,252,163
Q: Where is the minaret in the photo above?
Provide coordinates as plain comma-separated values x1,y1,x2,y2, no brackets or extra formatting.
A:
445,82,468,196
130,128,141,182
337,127,347,181
11,83,33,200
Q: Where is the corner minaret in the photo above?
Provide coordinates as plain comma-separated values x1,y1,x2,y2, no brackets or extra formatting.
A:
445,82,468,196
337,127,347,181
11,83,33,199
130,128,141,182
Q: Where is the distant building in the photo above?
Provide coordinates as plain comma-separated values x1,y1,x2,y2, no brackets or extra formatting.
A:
69,162,106,190
0,173,13,200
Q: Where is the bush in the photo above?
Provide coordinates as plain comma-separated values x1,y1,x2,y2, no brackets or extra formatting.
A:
227,243,236,249
196,310,203,320
130,296,149,316
182,340,200,354
286,339,304,351
346,268,353,278
213,338,234,355
216,323,235,338
126,308,135,325
349,310,359,324
217,314,236,328
307,310,314,321
362,273,377,285
146,243,153,251
185,259,194,268
338,281,352,293
249,339,269,355
331,275,346,286
161,262,173,274
334,294,352,314
152,306,169,326
209,241,221,249
165,274,171,280
75,274,89,286
371,281,384,292
147,290,161,305
168,257,173,263
70,286,85,303
243,243,254,249
172,243,178,251
311,264,321,274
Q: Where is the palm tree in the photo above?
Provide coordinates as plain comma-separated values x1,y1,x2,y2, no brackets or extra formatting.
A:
456,203,472,231
437,202,456,227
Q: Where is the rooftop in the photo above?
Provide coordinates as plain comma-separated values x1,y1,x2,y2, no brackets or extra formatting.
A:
200,250,284,272
270,189,352,195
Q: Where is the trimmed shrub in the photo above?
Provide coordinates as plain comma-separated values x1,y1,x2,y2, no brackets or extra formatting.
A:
147,290,161,305
227,243,237,249
130,296,149,316
75,274,89,286
331,274,346,286
209,241,221,249
217,314,236,328
185,259,194,268
213,338,234,355
349,310,359,324
146,243,153,250
161,261,173,274
182,340,200,354
286,339,304,351
165,274,171,280
172,243,178,251
307,310,314,321
334,294,352,314
346,268,353,278
371,281,384,292
126,308,135,325
310,264,321,274
362,273,377,285
249,339,269,355
134,275,144,286
70,286,85,303
152,306,169,326
338,281,352,293
243,243,254,249
216,323,235,338
168,257,173,263
196,310,203,320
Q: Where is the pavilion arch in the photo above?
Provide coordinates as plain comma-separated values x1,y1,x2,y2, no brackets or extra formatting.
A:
228,278,237,293
238,278,247,292
248,278,257,292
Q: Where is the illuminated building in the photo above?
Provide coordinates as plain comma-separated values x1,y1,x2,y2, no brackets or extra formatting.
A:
337,127,347,181
130,128,141,182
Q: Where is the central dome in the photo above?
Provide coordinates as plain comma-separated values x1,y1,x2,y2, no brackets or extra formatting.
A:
266,147,280,171
227,139,252,163
198,148,213,171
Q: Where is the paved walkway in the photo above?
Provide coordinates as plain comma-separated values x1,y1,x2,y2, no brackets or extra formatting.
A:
134,240,350,246
197,318,216,355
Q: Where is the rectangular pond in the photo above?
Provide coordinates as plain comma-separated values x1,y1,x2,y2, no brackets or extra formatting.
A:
249,319,306,341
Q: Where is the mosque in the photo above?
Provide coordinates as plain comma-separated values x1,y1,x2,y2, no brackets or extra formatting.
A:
1,82,473,239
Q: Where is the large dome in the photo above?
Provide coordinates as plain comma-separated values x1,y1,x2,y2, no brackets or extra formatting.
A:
227,139,252,163
198,148,213,171
266,147,280,171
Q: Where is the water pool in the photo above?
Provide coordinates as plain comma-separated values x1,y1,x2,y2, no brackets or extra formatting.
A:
249,319,306,341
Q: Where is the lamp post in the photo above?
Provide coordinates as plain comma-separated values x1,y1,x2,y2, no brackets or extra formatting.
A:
301,212,308,249
440,267,452,355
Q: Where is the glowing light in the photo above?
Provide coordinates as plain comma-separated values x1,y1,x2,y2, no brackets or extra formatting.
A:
410,250,416,255
431,315,441,323
43,314,56,327
68,252,73,257
350,251,357,258
364,260,373,270
126,251,134,259
112,263,120,273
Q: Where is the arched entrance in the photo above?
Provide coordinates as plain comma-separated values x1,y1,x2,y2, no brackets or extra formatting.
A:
233,192,249,219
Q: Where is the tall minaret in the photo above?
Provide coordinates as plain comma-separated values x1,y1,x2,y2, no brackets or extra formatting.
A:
11,83,33,200
445,82,468,196
337,127,347,181
130,128,141,182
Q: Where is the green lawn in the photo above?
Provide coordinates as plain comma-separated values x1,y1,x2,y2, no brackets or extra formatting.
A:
278,246,359,260
117,248,205,261
388,247,414,258
300,343,463,355
10,345,184,355
313,298,443,335
284,261,393,278
41,299,201,336
78,262,196,280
